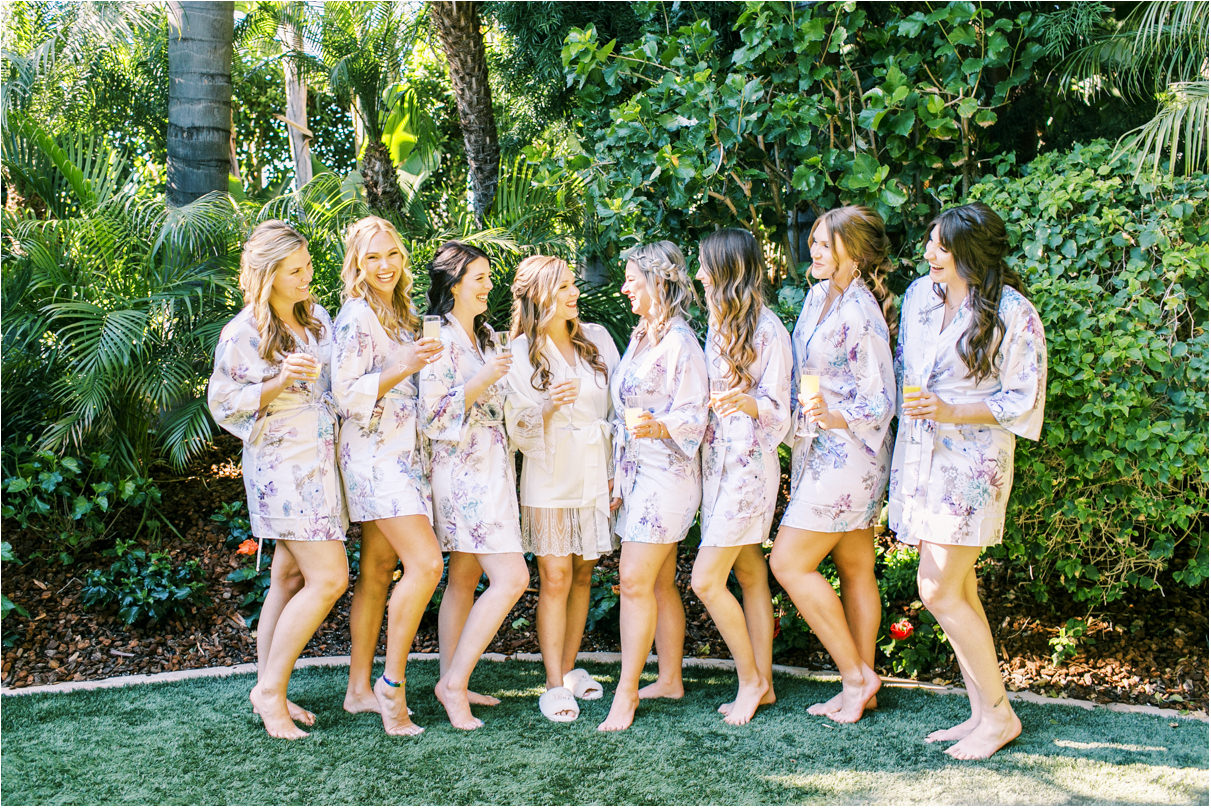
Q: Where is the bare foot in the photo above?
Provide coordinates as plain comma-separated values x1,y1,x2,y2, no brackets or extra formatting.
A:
255,698,316,725
926,714,981,743
723,678,769,727
718,685,776,715
343,688,382,714
597,691,639,732
434,678,483,731
467,690,501,707
826,666,882,724
249,684,308,740
807,690,877,716
374,676,424,737
945,709,1022,760
637,679,683,700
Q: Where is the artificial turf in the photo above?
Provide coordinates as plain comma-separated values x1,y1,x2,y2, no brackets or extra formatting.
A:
2,660,1206,805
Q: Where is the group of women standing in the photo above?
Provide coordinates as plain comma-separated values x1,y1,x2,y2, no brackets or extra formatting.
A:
208,200,1046,761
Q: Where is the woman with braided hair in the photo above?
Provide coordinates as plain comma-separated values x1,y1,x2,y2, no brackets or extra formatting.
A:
208,220,348,740
891,202,1046,759
770,206,897,725
599,241,709,733
504,255,620,722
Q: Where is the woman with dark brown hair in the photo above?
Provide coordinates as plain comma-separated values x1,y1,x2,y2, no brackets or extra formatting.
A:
769,206,897,725
891,202,1047,759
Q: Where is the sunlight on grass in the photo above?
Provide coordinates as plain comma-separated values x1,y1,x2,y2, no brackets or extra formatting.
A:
1053,738,1169,752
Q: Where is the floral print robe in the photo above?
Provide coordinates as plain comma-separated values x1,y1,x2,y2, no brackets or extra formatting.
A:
420,315,522,554
207,306,347,545
782,280,896,533
331,298,431,523
889,278,1048,547
610,317,709,545
504,323,620,559
700,307,793,547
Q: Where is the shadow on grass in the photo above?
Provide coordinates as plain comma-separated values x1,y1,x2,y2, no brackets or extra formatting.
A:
2,660,1206,805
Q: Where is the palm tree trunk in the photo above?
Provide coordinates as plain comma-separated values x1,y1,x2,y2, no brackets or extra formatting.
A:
166,0,234,206
280,4,312,190
428,0,500,226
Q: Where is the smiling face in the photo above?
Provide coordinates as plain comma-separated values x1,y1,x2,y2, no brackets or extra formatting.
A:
924,225,960,286
360,230,407,301
269,245,314,311
693,260,712,294
622,260,653,318
450,255,493,320
550,265,580,326
809,222,852,283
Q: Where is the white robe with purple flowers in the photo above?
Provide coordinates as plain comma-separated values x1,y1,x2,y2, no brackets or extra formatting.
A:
700,307,793,547
207,306,347,543
610,317,709,545
889,278,1047,547
420,315,522,554
331,298,431,523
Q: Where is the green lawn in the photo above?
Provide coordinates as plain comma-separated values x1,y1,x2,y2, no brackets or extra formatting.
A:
2,660,1206,805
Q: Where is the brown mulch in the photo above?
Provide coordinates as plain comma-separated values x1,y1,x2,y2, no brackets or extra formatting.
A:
2,433,1207,714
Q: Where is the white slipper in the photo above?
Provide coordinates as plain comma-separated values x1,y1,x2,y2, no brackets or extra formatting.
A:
539,686,580,722
563,668,604,701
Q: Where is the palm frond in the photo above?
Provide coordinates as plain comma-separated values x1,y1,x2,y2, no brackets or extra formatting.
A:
1115,81,1210,178
158,397,217,471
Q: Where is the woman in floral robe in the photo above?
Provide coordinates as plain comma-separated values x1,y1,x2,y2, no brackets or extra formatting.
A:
598,241,708,733
891,202,1047,760
691,228,792,727
420,241,527,731
331,216,444,736
770,207,896,725
207,220,347,740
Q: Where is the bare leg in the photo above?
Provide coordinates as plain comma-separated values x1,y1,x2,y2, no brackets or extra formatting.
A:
692,546,768,726
925,565,985,742
599,542,678,732
344,524,396,714
536,555,575,698
717,544,777,715
771,527,880,724
434,552,528,730
249,540,348,740
438,552,499,707
373,515,443,736
917,541,1020,759
252,545,315,726
562,556,597,675
807,528,881,716
637,547,685,699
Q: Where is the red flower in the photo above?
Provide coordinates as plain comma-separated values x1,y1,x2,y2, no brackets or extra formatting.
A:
237,539,258,556
889,618,914,641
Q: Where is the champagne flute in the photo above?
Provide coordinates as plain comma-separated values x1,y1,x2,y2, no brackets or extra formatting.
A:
422,315,442,343
625,394,657,438
799,367,821,437
553,363,581,433
709,378,731,450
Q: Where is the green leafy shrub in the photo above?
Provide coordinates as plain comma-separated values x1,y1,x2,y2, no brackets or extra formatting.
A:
1,442,162,562
210,500,252,550
80,539,206,625
1,541,28,622
1049,618,1091,666
585,565,620,635
951,140,1208,602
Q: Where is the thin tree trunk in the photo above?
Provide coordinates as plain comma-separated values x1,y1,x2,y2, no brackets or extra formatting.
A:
280,5,312,190
428,0,500,226
166,0,234,206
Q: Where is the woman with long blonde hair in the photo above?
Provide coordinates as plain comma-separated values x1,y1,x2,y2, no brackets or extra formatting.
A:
504,255,620,721
331,216,444,736
770,206,897,725
598,241,708,733
208,219,348,740
692,228,792,726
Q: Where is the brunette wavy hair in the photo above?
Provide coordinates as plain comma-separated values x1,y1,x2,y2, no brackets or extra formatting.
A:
698,229,765,390
509,255,607,392
426,240,492,350
813,205,898,344
624,240,697,342
929,202,1029,382
340,216,418,339
238,220,324,362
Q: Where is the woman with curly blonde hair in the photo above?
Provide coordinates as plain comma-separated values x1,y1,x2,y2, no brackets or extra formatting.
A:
692,228,793,726
208,219,347,740
331,216,444,736
504,255,620,722
598,241,708,732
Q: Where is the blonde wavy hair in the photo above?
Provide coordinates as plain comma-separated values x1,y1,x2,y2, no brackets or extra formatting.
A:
340,216,418,340
509,255,607,392
624,240,697,342
814,206,897,344
239,220,324,362
698,229,765,390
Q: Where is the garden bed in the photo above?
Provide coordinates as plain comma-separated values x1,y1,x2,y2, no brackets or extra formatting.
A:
2,433,1205,713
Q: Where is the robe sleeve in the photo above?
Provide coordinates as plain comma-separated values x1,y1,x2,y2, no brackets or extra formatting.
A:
836,308,896,455
207,314,272,444
597,330,622,480
331,302,384,428
987,295,1048,440
420,337,468,442
659,330,709,458
503,336,550,459
752,315,794,453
